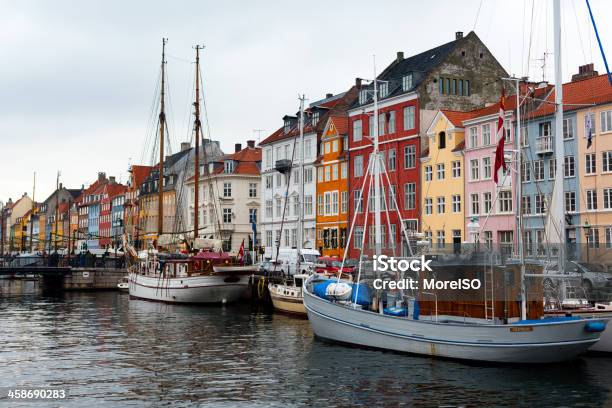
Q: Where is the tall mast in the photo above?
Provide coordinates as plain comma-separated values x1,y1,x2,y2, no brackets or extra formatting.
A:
372,56,382,255
193,45,204,243
157,38,167,240
297,95,305,252
29,171,36,252
54,171,59,252
553,0,565,266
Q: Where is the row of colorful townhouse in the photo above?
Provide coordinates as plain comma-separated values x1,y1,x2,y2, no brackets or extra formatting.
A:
258,31,612,264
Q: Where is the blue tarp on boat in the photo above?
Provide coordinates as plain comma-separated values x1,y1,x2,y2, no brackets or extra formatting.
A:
312,280,372,307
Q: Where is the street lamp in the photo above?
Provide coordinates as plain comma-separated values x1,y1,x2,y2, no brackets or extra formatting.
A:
584,220,591,263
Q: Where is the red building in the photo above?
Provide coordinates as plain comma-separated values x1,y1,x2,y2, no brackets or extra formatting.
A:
99,179,126,248
346,31,508,259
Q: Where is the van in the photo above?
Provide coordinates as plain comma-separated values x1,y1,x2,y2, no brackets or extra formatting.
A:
271,248,320,275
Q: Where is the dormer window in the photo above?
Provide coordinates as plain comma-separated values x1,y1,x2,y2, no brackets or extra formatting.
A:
312,112,320,126
359,89,368,104
208,163,214,174
379,82,389,98
402,74,413,91
284,120,291,134
224,160,234,174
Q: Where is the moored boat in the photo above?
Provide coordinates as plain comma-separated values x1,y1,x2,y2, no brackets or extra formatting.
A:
268,274,308,315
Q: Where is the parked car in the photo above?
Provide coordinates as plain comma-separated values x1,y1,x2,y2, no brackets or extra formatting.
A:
316,256,356,275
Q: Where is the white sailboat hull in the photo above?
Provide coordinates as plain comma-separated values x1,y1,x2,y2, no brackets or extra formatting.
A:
129,272,249,304
303,278,607,363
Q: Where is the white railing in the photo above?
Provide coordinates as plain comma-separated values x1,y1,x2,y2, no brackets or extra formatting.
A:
536,136,553,154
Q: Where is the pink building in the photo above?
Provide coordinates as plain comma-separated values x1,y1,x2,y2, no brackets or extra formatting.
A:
462,98,517,250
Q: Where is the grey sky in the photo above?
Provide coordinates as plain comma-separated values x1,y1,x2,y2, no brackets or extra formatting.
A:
1,0,610,203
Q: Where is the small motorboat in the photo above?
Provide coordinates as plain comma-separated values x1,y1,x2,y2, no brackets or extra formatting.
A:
117,276,129,292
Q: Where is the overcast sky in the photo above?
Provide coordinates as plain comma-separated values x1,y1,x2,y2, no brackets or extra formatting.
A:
1,0,611,203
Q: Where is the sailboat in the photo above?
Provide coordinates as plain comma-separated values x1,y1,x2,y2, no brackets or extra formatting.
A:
128,40,255,304
303,1,608,363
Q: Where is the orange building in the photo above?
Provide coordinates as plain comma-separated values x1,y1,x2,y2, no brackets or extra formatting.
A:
315,116,350,257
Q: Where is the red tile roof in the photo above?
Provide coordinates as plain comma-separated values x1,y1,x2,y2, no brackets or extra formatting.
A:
441,110,480,127
326,115,349,136
130,165,153,190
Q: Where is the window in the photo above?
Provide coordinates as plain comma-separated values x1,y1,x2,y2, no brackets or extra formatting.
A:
403,106,415,130
354,155,363,177
520,126,529,147
452,195,461,213
482,124,491,145
379,82,389,98
276,174,282,187
601,110,612,132
265,149,272,168
521,161,531,182
388,111,396,133
438,132,446,149
436,163,445,180
585,112,596,141
341,162,347,179
341,191,348,213
587,228,600,248
331,191,339,214
452,161,461,178
304,168,313,183
402,74,413,91
324,166,331,182
499,191,512,213
425,198,433,215
522,195,531,215
469,127,478,148
604,188,612,210
483,192,492,214
292,196,299,216
565,191,576,212
564,156,575,177
224,161,234,173
535,194,546,214
354,226,364,249
324,142,331,154
470,159,479,180
305,139,312,158
223,208,232,223
606,227,612,248
304,195,313,215
539,122,551,137
404,145,416,169
312,111,319,126
369,117,374,137
437,196,445,214
284,229,290,247
249,208,257,224
354,190,363,213
358,89,368,105
265,176,272,189
317,167,323,183
425,165,432,181
276,198,283,217
388,149,396,171
549,158,556,180
404,183,416,210
471,193,480,215
534,160,544,181
389,185,397,210
483,157,492,179
585,153,596,175
504,120,511,143
436,230,445,247
378,114,385,136
332,140,339,153
317,194,324,215
249,183,257,198
563,118,574,139
332,164,338,180
603,151,612,172
223,182,232,197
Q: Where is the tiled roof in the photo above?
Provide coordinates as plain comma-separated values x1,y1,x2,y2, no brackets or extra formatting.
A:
131,165,153,189
529,74,612,119
452,140,466,152
326,115,349,136
440,110,480,127
188,146,261,181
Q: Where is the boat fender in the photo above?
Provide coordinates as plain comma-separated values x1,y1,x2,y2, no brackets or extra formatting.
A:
585,321,606,333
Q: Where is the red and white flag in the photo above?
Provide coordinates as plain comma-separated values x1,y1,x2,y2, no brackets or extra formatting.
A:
493,90,507,184
237,239,245,261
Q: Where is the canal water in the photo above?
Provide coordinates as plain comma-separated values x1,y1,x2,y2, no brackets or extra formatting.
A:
1,292,611,407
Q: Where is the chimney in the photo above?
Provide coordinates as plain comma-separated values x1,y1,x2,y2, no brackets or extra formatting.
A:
235,143,242,153
326,93,333,98
109,176,116,184
59,183,63,190
456,31,464,40
97,172,106,183
572,63,598,82
355,77,362,89
247,140,255,148
396,51,404,62
180,142,191,152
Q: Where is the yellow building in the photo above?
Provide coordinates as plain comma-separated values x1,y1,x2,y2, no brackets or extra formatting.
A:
420,110,470,246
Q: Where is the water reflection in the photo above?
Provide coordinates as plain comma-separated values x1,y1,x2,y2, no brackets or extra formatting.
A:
0,292,610,407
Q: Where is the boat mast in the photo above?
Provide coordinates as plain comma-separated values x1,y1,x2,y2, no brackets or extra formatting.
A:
193,45,204,244
54,171,59,252
516,82,527,321
372,56,382,255
29,171,35,252
157,38,167,241
553,0,565,267
298,95,305,254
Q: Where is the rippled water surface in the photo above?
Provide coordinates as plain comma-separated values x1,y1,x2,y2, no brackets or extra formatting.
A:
1,292,611,407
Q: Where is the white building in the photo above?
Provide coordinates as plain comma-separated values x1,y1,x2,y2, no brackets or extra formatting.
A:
259,91,357,258
186,141,261,254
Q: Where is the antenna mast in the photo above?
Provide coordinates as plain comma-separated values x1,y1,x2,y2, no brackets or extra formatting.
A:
157,38,167,242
